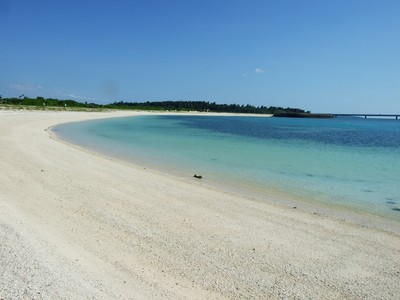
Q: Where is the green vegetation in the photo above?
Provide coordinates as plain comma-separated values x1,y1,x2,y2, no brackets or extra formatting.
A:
0,96,307,114
0,96,101,109
107,100,307,114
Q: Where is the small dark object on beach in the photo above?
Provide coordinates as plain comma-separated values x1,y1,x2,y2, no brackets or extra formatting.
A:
293,206,297,209
193,174,202,179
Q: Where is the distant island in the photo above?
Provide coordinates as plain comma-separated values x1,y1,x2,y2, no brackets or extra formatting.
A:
0,96,313,115
273,112,335,118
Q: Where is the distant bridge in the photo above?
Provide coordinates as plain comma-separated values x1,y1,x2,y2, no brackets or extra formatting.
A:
334,114,400,120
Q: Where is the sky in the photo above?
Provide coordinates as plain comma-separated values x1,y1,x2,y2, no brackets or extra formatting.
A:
1,0,399,113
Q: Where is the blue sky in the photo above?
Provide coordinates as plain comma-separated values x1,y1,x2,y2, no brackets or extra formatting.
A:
1,0,399,113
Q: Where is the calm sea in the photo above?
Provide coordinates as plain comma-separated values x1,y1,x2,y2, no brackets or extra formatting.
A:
55,115,400,220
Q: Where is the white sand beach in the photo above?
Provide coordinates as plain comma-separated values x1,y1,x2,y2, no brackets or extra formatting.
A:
1,110,399,299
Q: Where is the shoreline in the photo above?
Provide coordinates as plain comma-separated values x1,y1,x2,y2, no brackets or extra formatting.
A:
53,112,400,234
1,110,400,299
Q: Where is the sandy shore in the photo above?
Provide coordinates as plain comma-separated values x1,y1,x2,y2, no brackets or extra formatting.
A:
1,110,399,299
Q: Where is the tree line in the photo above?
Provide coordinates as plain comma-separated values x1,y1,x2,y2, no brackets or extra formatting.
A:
0,96,307,114
108,100,307,114
0,96,101,108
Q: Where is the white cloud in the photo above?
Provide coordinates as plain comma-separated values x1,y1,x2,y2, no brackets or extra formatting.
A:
9,83,44,91
241,73,248,77
255,68,265,74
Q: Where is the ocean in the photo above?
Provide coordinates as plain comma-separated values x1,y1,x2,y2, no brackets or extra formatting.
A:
54,114,400,220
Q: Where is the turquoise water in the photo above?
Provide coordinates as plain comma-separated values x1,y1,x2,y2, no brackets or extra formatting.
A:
55,115,400,220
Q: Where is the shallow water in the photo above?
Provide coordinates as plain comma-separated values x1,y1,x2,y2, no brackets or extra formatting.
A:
55,115,400,220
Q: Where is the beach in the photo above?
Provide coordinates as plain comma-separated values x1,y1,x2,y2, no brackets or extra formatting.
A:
1,110,399,299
